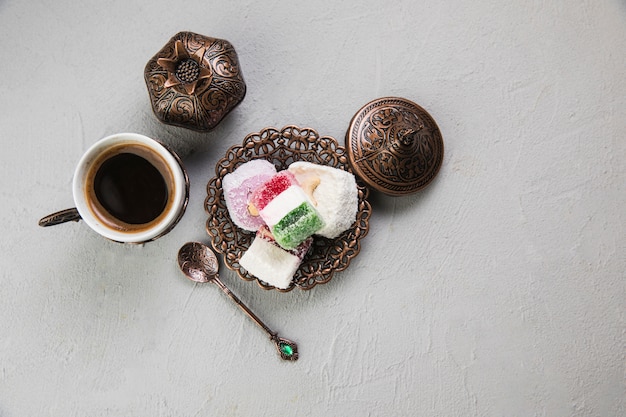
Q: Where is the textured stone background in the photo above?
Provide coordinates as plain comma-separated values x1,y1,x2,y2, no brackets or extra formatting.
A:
1,0,624,416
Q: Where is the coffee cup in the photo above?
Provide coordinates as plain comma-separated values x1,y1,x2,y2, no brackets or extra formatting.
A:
39,133,189,243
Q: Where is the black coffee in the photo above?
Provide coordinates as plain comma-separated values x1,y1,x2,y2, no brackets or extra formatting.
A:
93,152,168,225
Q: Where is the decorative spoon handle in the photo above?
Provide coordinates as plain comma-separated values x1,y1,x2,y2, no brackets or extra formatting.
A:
212,276,298,361
38,208,81,227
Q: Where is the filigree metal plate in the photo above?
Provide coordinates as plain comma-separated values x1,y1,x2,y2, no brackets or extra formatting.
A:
205,125,372,292
346,97,444,195
144,31,246,131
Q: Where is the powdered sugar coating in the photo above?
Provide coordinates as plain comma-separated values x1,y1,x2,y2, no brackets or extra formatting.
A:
239,226,313,289
288,161,358,239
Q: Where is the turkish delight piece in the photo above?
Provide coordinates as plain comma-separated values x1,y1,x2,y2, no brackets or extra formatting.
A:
239,226,312,289
223,159,276,231
250,171,324,250
288,161,358,238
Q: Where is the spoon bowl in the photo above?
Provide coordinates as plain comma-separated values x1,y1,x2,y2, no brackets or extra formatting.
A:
178,241,218,283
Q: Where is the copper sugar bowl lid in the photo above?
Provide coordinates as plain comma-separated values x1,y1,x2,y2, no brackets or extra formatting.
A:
346,97,444,196
144,31,246,132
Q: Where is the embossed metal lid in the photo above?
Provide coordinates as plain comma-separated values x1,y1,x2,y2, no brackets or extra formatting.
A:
345,97,444,196
144,31,246,132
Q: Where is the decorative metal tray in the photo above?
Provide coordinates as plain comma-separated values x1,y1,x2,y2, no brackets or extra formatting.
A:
205,125,372,291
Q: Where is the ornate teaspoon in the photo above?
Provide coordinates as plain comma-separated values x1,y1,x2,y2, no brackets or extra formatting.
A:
177,242,298,361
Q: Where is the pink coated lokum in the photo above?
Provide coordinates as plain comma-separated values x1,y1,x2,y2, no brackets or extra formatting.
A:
223,159,276,231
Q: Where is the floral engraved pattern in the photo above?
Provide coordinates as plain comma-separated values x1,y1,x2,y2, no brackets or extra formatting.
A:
177,242,219,282
205,126,372,292
144,31,246,131
348,98,444,195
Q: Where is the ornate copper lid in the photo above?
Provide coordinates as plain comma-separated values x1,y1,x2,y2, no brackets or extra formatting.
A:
144,31,246,132
346,97,444,196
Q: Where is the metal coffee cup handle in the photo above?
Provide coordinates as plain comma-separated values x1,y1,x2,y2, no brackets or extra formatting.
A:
38,208,82,227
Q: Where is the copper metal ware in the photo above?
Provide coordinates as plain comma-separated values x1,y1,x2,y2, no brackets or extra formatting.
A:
38,208,81,227
346,97,444,196
177,242,298,361
144,31,246,131
205,125,372,292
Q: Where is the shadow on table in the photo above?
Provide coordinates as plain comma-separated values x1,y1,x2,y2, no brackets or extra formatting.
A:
364,172,444,216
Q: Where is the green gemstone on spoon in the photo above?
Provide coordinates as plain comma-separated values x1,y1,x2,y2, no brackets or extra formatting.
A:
280,342,294,357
